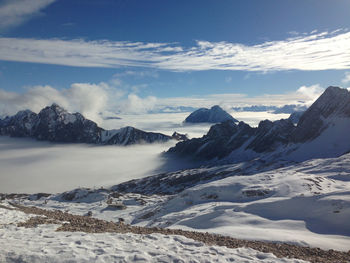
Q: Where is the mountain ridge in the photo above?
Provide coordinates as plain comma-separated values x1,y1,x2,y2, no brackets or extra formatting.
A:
0,104,176,145
168,86,350,162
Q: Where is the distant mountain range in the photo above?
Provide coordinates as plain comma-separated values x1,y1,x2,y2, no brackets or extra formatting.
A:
184,105,238,123
168,86,350,162
232,104,307,114
0,104,180,145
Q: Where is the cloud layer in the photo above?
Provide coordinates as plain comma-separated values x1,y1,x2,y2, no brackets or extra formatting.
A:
1,30,349,71
0,83,323,126
0,0,56,30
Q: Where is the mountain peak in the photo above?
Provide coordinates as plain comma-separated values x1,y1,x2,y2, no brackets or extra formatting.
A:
184,105,238,123
293,86,350,142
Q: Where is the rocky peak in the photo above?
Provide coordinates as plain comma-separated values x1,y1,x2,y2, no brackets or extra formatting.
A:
0,109,38,137
207,120,238,138
293,86,350,142
171,132,188,141
184,105,238,123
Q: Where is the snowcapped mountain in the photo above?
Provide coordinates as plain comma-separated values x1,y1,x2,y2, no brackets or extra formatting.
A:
0,104,175,145
169,86,350,162
184,105,238,123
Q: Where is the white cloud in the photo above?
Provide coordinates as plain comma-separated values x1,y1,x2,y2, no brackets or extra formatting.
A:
120,94,157,114
0,83,327,124
0,84,109,124
1,30,350,72
155,86,324,110
296,84,324,102
0,83,159,123
342,72,350,84
0,0,56,30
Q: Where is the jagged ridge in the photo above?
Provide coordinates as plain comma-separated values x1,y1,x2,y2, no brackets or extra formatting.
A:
0,104,174,145
169,86,350,162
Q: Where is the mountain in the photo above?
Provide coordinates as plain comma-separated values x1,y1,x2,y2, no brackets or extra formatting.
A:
231,104,307,114
272,104,307,114
288,111,304,124
103,126,171,146
0,104,174,145
184,105,238,123
168,86,350,162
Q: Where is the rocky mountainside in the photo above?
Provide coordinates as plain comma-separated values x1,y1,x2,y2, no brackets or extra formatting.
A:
184,105,238,123
169,86,350,162
0,104,174,145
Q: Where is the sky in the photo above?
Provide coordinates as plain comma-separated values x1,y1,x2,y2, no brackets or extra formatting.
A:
0,0,350,119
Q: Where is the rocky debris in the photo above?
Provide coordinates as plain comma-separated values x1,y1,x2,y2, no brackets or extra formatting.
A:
10,203,350,263
184,105,238,123
0,104,172,145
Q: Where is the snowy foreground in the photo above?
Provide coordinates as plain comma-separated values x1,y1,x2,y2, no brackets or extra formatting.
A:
1,153,350,262
0,205,307,263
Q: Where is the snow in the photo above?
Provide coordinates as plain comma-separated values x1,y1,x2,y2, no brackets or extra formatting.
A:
0,207,307,263
12,152,350,253
286,117,350,161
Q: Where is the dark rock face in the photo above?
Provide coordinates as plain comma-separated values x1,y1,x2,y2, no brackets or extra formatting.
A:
292,86,350,143
184,105,238,123
288,111,304,125
33,104,102,143
104,126,171,146
0,110,38,137
171,132,188,141
169,86,350,161
0,104,172,145
168,118,295,160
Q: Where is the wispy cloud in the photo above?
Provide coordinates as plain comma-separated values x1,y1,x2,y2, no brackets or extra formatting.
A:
0,0,56,30
0,30,350,72
342,72,350,84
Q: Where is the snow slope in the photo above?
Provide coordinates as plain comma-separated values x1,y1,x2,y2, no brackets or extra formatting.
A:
0,206,307,263
14,152,350,252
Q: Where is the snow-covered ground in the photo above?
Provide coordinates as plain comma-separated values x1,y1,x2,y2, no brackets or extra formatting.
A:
0,205,307,263
9,152,350,253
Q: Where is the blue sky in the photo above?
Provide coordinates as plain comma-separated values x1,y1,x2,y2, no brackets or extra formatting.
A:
0,0,350,117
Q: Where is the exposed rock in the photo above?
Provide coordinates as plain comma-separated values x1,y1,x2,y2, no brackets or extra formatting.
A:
184,105,238,123
292,86,350,143
104,126,171,145
288,111,305,125
33,104,102,143
169,87,350,162
171,131,188,141
0,110,38,137
0,104,172,146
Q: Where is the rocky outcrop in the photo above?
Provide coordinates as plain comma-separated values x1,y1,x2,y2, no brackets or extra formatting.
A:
168,118,295,160
0,110,38,137
104,126,171,146
171,132,188,141
292,86,350,143
184,105,238,123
